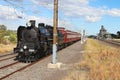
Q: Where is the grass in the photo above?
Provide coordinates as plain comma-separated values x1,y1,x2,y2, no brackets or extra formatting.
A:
0,43,16,54
63,38,120,80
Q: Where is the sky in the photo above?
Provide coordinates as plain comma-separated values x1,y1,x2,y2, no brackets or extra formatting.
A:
0,0,120,35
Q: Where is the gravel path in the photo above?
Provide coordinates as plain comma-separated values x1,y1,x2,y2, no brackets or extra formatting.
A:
3,41,85,80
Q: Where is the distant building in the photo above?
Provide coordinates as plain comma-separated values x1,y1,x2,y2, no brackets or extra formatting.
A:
98,25,111,39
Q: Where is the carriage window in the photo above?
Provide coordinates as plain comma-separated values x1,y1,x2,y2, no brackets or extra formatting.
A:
58,31,64,37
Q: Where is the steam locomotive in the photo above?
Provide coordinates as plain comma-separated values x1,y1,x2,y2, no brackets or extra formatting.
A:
14,20,81,62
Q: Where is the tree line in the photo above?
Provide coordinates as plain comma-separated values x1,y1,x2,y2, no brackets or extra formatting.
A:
0,24,17,44
111,31,120,39
87,31,120,39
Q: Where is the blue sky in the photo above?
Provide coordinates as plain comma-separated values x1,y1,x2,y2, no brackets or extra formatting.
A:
0,0,120,35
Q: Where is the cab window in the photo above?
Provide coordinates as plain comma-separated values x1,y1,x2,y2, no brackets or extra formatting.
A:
40,27,50,36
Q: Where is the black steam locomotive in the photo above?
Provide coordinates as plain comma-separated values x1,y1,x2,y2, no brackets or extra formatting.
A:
14,20,81,62
14,20,64,62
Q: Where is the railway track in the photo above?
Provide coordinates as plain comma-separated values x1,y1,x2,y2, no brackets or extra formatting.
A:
105,40,120,46
99,39,120,47
0,51,18,63
0,55,16,62
0,41,79,80
0,42,75,80
0,52,18,70
0,52,15,58
0,54,50,80
0,61,19,69
108,40,120,43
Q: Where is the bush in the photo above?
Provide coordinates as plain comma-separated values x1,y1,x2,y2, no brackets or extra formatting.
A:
8,33,17,43
0,29,17,44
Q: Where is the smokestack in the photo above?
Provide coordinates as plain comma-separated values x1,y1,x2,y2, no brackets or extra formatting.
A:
29,20,36,27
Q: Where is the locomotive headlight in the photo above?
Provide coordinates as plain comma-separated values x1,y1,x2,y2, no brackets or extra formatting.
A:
23,45,27,49
26,22,31,27
20,49,23,52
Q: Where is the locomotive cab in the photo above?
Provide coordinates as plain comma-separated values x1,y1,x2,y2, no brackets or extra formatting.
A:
38,23,51,43
38,23,52,54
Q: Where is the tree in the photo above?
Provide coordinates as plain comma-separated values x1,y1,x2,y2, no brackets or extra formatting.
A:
111,34,117,39
0,24,7,30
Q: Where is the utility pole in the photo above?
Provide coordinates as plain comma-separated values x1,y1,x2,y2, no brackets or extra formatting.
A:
52,0,58,64
48,0,62,68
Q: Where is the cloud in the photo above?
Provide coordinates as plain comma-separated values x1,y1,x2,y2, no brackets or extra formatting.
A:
31,0,54,9
4,0,23,3
0,4,73,30
27,16,73,27
1,0,120,23
0,2,76,31
0,5,24,20
58,19,78,31
58,0,105,22
27,15,53,26
85,15,102,22
26,15,77,31
32,0,120,22
107,8,120,16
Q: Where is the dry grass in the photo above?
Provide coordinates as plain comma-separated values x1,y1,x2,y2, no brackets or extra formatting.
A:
63,70,88,80
0,44,16,54
82,39,120,80
63,39,120,80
